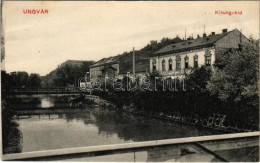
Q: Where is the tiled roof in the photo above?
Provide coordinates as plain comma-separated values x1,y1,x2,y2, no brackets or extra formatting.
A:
89,56,120,68
153,29,234,56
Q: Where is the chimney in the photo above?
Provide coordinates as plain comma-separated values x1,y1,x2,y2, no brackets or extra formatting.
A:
203,33,207,38
222,29,227,33
211,32,215,35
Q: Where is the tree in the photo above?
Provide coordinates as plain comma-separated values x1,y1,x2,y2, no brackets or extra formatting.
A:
207,43,258,102
186,66,212,92
28,73,41,87
16,72,29,87
45,61,94,87
7,71,29,88
207,43,259,125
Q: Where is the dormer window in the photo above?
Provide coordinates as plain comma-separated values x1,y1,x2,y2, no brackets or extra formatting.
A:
162,59,166,71
193,54,198,68
176,55,181,71
152,59,157,71
184,55,189,69
205,49,212,66
168,58,172,71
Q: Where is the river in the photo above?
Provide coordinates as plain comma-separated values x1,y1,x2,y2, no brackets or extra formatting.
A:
7,94,223,153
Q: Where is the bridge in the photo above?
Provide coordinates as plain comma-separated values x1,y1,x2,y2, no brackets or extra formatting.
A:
2,132,259,161
4,87,86,94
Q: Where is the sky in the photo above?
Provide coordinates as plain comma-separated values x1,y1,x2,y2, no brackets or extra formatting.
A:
2,1,259,76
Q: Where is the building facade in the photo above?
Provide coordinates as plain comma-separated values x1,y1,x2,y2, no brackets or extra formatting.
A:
89,57,120,80
90,54,150,81
150,28,250,77
118,58,150,79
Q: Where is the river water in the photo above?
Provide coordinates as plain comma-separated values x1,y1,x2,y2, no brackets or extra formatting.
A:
7,94,223,153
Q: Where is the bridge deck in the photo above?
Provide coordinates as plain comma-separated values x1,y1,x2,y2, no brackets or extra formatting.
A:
2,132,259,161
4,87,85,94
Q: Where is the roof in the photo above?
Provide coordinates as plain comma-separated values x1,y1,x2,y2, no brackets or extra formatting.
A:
153,29,235,56
119,59,150,74
90,56,120,68
101,65,117,71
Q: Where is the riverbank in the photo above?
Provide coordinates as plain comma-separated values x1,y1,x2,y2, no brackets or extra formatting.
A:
2,100,23,154
84,95,256,133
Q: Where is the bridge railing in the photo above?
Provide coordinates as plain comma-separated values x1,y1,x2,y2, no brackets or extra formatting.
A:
5,87,84,94
2,132,259,161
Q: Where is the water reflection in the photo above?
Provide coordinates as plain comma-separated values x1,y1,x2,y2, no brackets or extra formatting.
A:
64,108,222,142
40,97,54,108
7,94,83,110
9,94,223,153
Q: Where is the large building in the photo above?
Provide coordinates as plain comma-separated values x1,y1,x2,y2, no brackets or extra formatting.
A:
89,56,150,80
150,28,250,77
89,56,120,79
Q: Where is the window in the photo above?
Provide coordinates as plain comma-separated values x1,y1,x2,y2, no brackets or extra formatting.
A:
152,59,156,71
194,54,198,68
168,58,172,71
184,56,189,69
176,56,181,70
162,59,166,71
204,49,212,66
205,56,211,66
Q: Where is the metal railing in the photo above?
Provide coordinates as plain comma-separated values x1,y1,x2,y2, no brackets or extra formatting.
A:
5,87,84,94
2,131,259,161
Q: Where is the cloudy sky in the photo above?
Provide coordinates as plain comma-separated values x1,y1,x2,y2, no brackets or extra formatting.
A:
2,1,259,75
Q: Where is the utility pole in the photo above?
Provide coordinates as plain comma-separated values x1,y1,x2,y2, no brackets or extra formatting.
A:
133,47,135,80
185,29,186,41
185,29,187,46
74,77,76,87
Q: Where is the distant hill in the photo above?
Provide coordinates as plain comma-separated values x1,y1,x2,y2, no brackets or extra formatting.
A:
59,60,92,68
42,60,94,87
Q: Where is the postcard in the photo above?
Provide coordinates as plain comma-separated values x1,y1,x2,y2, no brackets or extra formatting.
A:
1,1,259,162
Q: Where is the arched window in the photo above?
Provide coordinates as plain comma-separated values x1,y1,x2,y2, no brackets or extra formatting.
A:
162,59,166,71
193,54,198,68
184,55,189,69
205,49,212,66
152,59,157,71
176,55,181,70
168,58,172,71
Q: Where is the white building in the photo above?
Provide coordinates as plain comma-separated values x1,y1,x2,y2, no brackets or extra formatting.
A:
150,28,250,77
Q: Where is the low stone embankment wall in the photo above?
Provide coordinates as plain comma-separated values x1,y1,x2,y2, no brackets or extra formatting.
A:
121,106,256,133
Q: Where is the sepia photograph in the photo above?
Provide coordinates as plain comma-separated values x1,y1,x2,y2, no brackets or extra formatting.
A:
0,1,259,162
